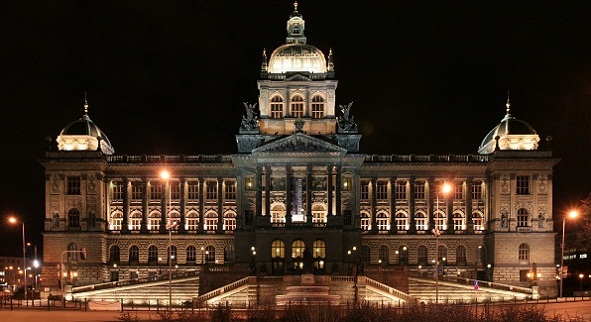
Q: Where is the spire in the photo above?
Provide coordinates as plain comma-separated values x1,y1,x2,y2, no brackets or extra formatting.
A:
505,90,511,116
328,48,334,72
294,1,298,12
84,91,89,115
286,2,306,44
261,48,268,72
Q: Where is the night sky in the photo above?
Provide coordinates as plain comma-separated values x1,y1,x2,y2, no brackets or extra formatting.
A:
1,1,591,257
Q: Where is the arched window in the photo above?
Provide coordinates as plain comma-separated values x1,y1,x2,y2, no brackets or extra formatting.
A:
376,212,390,232
168,245,177,264
271,205,286,224
395,212,409,231
398,245,409,265
518,243,529,263
186,246,197,263
311,95,324,118
169,211,181,228
476,246,485,266
272,239,285,259
456,245,467,266
68,208,80,228
292,240,305,259
418,245,428,265
224,244,235,263
453,212,465,231
109,245,120,264
312,205,327,224
148,245,158,264
130,211,142,231
517,208,529,227
415,212,428,231
361,212,371,231
204,212,218,231
362,245,371,263
149,212,161,231
472,212,484,231
205,245,215,263
223,212,236,232
67,243,78,261
379,245,389,263
290,95,304,118
186,212,199,231
438,245,447,262
129,245,139,264
270,96,284,119
434,211,446,231
110,211,123,231
313,239,326,259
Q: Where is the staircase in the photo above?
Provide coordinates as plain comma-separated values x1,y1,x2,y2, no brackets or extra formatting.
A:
408,277,531,303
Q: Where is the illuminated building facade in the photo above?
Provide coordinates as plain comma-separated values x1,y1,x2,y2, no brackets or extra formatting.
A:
41,3,558,297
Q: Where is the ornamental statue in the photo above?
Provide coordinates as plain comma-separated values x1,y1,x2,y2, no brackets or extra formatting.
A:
239,102,260,134
337,102,358,133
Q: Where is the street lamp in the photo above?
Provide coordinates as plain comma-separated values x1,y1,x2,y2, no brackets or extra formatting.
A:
161,169,178,310
432,182,451,304
8,217,26,301
579,274,584,292
560,210,578,298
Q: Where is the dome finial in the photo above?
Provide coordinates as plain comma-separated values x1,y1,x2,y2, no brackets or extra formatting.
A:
505,90,511,116
294,1,298,12
328,48,334,72
261,48,268,72
84,91,89,115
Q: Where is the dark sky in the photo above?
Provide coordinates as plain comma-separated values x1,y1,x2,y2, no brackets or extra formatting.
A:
1,1,591,257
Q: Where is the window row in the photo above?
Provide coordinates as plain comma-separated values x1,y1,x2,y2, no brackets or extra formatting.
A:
269,94,325,119
111,180,236,201
108,244,233,264
108,211,236,232
360,180,486,201
359,211,486,232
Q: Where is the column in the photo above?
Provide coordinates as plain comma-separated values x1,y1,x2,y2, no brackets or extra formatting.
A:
217,177,223,233
428,177,435,230
327,164,333,217
256,166,262,218
159,179,167,234
390,176,397,234
179,177,186,233
122,177,130,234
371,178,378,233
306,165,313,225
140,177,148,233
265,165,271,221
335,166,342,218
466,178,473,233
409,177,416,233
198,177,205,233
286,164,292,225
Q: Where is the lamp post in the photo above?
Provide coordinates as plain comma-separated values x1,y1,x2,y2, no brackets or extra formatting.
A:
560,210,578,298
579,274,584,292
432,182,451,304
9,217,26,301
160,169,178,310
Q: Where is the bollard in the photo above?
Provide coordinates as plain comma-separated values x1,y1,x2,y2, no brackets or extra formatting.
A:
121,298,123,312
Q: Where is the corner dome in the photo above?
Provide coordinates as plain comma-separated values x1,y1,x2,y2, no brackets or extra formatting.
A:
478,99,540,154
56,98,115,155
268,43,328,74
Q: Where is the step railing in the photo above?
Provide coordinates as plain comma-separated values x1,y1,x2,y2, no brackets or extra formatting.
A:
409,275,532,295
73,270,199,293
364,277,412,302
193,276,255,305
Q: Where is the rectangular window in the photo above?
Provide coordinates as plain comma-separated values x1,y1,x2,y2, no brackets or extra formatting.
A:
472,181,483,199
206,181,218,199
376,181,388,200
149,183,161,200
67,176,81,195
244,177,255,191
453,183,463,200
132,183,143,200
187,181,199,200
360,181,370,200
112,182,123,200
342,177,353,191
224,181,236,200
414,181,426,199
170,182,180,200
516,176,530,195
395,181,407,200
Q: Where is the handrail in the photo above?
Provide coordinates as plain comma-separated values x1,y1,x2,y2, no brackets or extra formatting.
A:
408,274,532,295
365,154,490,163
73,269,199,293
364,277,412,302
193,276,254,304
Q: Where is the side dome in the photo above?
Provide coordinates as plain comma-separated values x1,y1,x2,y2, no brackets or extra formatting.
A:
268,43,328,74
478,99,540,154
56,99,115,155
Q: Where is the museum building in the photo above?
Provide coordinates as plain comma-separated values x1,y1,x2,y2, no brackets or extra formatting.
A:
40,3,558,297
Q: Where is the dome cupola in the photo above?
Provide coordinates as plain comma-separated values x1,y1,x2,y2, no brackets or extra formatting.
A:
478,95,540,154
56,95,115,155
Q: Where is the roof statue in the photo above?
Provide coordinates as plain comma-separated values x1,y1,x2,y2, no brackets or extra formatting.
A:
337,102,358,133
239,102,260,134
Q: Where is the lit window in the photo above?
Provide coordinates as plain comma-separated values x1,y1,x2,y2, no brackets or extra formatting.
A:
187,181,199,200
518,243,529,262
415,212,428,231
170,182,180,200
312,205,326,224
205,245,215,262
414,180,426,199
313,240,326,258
472,212,484,231
360,212,371,231
186,212,199,231
342,177,353,191
453,182,463,200
270,96,284,119
224,180,236,200
112,182,124,200
517,208,529,227
223,212,236,231
149,213,160,231
472,180,483,199
129,212,142,231
311,95,324,118
271,205,286,224
395,212,408,231
272,239,285,259
290,95,304,118
149,183,161,200
206,180,217,200
361,181,370,200
453,212,465,231
395,180,407,200
204,213,218,231
110,212,122,231
244,177,255,191
292,240,305,258
434,212,446,231
376,181,388,200
376,212,390,231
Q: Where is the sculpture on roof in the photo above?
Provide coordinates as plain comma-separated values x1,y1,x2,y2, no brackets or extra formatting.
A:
337,102,358,133
239,102,260,134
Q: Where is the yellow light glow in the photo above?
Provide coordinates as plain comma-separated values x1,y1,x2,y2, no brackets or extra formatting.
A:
568,210,578,219
160,170,170,180
441,183,452,194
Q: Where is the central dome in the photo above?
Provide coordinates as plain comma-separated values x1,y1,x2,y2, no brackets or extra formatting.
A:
268,43,327,74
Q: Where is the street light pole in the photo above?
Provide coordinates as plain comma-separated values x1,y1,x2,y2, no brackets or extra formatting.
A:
560,210,578,298
432,182,451,304
9,217,26,301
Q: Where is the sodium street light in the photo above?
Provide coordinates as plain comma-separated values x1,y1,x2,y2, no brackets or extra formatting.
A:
8,217,27,301
560,210,578,298
432,182,451,304
161,169,178,310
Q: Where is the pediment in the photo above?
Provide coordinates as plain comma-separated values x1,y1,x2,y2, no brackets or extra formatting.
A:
253,133,347,154
285,73,312,81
